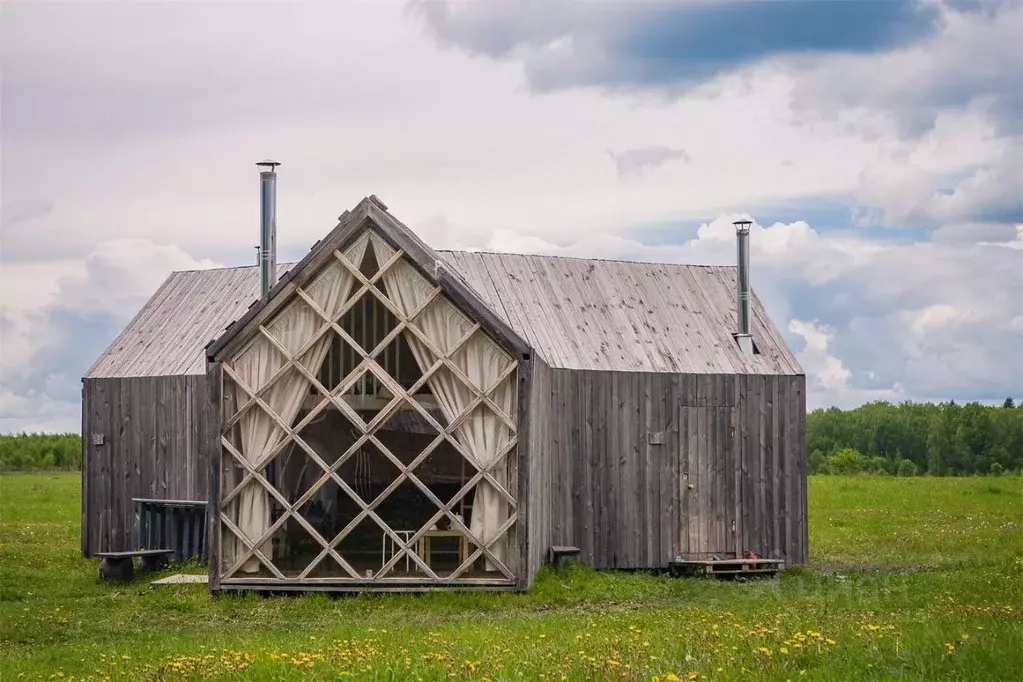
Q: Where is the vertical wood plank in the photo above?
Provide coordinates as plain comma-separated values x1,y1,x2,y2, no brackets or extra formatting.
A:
206,361,223,591
120,378,133,551
580,369,594,563
686,399,699,556
594,370,607,567
768,375,778,559
759,374,770,557
562,370,574,549
696,402,708,556
100,379,115,554
678,399,688,556
81,381,91,556
782,376,795,562
670,375,682,559
605,372,616,567
629,372,638,567
657,376,671,561
615,373,627,567
570,370,582,552
797,375,809,563
729,402,740,557
739,374,749,555
704,389,716,555
645,374,658,566
628,372,641,567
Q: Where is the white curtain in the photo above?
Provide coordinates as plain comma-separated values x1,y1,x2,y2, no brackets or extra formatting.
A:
227,235,368,573
373,234,516,570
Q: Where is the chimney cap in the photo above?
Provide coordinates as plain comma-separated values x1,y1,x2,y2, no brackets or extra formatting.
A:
733,219,753,234
256,159,281,171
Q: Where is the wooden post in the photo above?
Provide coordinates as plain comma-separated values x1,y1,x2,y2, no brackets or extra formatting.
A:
205,360,222,592
516,352,533,590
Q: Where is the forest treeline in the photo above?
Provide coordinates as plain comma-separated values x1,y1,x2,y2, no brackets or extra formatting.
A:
808,398,1023,476
0,433,81,471
2,399,1022,474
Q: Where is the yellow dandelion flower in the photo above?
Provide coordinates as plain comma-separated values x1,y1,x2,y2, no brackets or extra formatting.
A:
780,647,789,655
665,674,681,682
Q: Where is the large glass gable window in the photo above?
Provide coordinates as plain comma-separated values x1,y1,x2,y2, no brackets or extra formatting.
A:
218,231,518,583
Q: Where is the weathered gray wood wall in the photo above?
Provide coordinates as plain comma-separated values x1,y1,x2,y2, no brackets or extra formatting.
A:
523,355,553,585
81,375,210,556
82,365,807,574
545,370,807,569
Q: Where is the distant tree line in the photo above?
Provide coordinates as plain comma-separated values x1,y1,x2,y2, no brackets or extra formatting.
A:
808,398,1023,476
2,399,1021,476
0,433,81,471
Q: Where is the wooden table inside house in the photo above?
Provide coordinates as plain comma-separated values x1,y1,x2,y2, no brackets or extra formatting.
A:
417,530,469,568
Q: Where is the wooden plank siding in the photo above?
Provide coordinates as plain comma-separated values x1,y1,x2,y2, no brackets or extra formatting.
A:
82,367,807,573
524,355,554,584
81,375,211,556
546,370,807,568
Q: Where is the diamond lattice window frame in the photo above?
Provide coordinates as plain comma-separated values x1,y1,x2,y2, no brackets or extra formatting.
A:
206,223,526,590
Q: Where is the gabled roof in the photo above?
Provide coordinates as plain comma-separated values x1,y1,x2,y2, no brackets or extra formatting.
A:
442,251,801,376
85,197,803,379
85,263,291,379
203,195,529,364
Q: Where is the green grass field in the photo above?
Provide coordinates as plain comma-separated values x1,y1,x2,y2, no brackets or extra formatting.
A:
1,474,1020,681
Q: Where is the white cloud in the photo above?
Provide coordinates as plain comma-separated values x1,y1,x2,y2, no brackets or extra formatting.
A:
0,239,221,432
608,146,691,180
787,319,887,408
790,1,1023,136
2,2,1022,431
2,2,928,263
479,214,1023,408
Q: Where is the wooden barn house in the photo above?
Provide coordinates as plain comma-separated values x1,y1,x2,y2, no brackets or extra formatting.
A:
82,171,807,592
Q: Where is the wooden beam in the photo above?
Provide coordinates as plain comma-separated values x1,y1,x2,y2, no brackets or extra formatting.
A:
363,201,530,358
436,269,530,358
516,352,533,589
205,360,223,592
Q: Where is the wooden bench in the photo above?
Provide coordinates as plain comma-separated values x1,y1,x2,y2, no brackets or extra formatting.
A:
96,549,174,582
548,545,581,568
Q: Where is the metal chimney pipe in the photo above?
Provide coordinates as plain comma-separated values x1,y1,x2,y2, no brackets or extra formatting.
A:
256,160,280,298
733,219,754,355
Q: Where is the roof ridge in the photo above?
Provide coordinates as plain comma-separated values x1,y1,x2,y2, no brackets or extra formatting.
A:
169,262,299,275
170,251,735,275
440,248,735,269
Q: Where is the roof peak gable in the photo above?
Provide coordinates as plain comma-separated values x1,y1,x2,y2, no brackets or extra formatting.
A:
205,197,530,363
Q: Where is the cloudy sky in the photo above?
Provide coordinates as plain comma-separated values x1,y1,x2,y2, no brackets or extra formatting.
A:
2,0,1021,433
